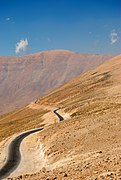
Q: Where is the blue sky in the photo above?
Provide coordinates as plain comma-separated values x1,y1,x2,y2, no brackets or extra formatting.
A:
0,0,121,56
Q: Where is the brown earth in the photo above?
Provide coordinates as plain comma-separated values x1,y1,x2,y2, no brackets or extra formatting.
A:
4,54,121,180
0,50,112,115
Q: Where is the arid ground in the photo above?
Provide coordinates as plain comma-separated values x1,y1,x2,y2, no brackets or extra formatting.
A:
0,55,121,180
0,50,112,115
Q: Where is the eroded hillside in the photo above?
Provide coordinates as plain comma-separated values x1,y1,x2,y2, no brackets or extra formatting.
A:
0,50,112,115
1,55,120,179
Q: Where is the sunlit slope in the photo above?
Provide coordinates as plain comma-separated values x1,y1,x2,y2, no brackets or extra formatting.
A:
0,50,112,115
0,106,49,142
40,54,121,116
27,54,121,179
1,54,121,179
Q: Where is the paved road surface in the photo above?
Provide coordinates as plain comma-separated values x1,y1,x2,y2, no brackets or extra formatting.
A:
0,128,43,180
0,108,64,180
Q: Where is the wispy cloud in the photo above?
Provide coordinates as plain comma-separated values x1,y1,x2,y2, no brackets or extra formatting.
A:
6,17,10,21
5,17,15,24
15,38,28,54
110,29,119,45
89,31,92,35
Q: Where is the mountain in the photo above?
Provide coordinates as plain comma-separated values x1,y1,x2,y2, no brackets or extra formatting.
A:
0,50,112,115
0,54,121,179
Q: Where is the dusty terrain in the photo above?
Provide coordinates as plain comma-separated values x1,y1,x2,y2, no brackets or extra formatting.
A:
0,54,121,179
0,50,112,115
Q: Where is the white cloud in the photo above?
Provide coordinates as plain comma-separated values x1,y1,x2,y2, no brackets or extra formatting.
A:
15,38,28,54
5,17,15,24
110,29,119,45
6,17,10,21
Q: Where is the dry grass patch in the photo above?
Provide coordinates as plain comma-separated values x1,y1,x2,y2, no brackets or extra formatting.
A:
0,107,48,142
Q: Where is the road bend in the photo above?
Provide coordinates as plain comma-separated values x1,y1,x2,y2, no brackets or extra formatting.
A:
0,128,43,180
53,108,64,121
0,108,64,179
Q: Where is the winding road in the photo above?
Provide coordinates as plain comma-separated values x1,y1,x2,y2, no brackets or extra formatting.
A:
53,108,64,121
0,108,64,180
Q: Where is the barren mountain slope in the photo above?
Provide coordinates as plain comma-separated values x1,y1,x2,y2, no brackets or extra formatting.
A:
8,54,121,180
0,50,112,115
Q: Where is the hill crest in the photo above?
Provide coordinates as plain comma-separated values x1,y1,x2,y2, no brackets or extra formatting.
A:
0,50,113,115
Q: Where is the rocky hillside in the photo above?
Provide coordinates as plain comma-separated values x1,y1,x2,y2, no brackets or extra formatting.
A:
0,50,112,115
0,54,120,179
32,54,121,180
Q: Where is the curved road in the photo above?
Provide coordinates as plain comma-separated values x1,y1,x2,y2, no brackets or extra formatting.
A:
53,108,64,121
0,108,64,180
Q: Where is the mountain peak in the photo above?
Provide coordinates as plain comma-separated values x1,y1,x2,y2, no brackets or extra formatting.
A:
0,51,113,115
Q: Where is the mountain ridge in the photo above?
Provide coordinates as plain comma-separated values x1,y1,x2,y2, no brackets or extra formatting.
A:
0,54,121,179
0,50,113,115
